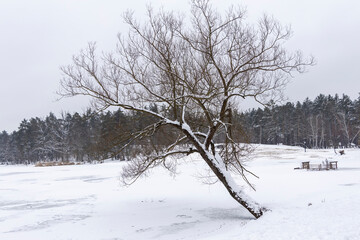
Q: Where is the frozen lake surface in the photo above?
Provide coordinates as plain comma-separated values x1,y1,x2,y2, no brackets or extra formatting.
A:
1,145,360,239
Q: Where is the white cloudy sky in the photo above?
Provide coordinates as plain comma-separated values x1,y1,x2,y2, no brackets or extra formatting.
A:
1,0,359,132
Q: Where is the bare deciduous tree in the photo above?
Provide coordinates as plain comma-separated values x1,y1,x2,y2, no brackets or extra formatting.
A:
59,0,314,218
336,111,360,147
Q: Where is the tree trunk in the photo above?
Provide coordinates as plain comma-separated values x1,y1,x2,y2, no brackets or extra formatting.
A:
200,150,264,219
183,128,264,219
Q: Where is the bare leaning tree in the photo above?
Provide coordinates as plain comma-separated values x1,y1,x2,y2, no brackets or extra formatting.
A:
59,0,314,219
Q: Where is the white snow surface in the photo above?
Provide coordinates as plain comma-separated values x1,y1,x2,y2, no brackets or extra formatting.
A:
1,145,360,240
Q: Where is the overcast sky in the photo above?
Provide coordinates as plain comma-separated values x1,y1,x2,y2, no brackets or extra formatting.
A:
1,0,359,132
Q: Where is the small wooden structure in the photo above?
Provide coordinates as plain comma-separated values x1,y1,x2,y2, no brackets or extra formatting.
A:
302,161,310,169
329,161,338,170
298,160,338,171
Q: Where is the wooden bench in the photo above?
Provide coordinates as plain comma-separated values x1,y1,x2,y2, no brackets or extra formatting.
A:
309,163,323,170
299,161,338,171
302,161,310,169
329,161,338,170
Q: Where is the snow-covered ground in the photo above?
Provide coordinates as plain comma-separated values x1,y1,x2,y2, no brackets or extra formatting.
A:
1,145,360,240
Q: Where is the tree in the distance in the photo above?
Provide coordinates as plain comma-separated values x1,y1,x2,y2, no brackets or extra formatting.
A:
59,0,314,218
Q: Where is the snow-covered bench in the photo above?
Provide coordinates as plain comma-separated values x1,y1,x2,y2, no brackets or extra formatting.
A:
299,160,338,171
329,161,338,169
309,163,323,170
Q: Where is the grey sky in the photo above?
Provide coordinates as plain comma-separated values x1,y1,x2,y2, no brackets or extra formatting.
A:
1,0,359,132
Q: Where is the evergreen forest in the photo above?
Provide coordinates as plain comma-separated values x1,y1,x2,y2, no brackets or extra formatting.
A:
1,94,359,164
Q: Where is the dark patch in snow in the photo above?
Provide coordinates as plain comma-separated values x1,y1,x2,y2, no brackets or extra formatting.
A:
55,175,113,182
0,200,23,208
0,188,18,192
0,171,40,176
198,208,253,220
135,227,152,233
176,214,192,219
83,177,111,183
340,183,358,186
157,220,201,236
7,214,90,232
0,195,96,211
55,175,97,181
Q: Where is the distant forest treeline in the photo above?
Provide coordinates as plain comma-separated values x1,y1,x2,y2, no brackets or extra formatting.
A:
1,94,359,164
242,94,360,148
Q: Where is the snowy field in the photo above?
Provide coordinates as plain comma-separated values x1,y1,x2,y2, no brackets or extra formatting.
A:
1,145,360,240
